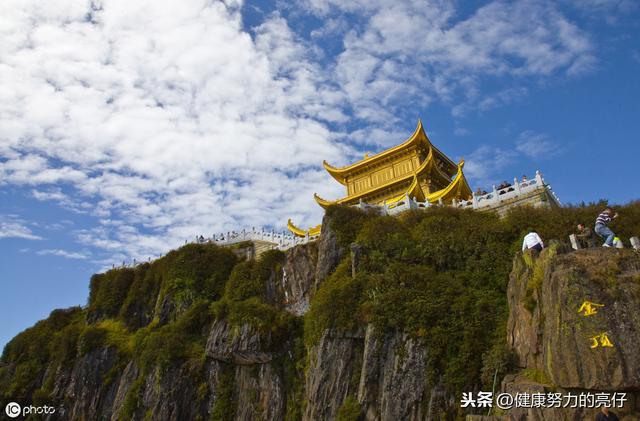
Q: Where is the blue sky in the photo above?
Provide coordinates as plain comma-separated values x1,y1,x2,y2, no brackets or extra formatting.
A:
0,0,638,349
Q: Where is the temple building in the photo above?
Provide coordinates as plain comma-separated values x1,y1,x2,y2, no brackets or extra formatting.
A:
287,119,561,237
288,120,473,236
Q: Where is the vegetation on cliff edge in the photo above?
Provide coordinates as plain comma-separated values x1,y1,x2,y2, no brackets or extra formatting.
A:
2,199,639,416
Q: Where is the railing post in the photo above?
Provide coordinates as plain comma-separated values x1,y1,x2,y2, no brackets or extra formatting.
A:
472,193,478,209
569,234,581,250
535,170,543,185
631,237,640,251
514,177,521,194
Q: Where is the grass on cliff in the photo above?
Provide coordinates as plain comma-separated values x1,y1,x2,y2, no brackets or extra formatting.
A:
306,201,640,395
3,199,640,412
0,244,298,410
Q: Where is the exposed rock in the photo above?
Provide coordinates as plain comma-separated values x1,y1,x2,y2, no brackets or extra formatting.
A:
109,361,139,421
234,363,284,421
499,247,640,420
314,213,344,287
508,248,640,389
282,242,317,316
10,224,640,421
303,329,365,421
358,324,428,421
206,320,273,364
155,291,194,326
60,348,120,421
140,364,209,421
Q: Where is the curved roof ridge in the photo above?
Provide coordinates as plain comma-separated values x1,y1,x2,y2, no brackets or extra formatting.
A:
426,160,471,203
323,119,429,184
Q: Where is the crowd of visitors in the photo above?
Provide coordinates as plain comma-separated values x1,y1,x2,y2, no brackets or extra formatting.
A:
474,176,533,198
523,206,636,254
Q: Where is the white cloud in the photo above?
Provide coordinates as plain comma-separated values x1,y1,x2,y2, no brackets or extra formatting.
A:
465,130,563,188
0,215,43,240
464,145,518,188
516,131,562,159
305,0,595,124
0,0,348,260
36,248,89,260
0,0,595,262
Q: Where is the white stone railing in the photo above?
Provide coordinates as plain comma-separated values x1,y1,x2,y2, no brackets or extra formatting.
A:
187,170,559,252
378,170,560,215
197,228,319,251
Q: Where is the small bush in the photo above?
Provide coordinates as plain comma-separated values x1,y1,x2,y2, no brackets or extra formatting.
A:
210,365,236,421
336,396,361,421
78,326,108,355
135,300,211,372
120,377,144,420
0,307,84,402
88,269,136,320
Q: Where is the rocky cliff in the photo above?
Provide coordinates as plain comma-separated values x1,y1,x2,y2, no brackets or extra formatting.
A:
473,246,640,421
2,204,640,421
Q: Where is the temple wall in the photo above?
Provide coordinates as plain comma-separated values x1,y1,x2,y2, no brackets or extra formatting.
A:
480,187,557,217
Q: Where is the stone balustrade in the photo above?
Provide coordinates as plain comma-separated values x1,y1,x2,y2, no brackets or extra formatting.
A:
205,227,318,250
193,170,559,252
380,170,559,216
570,234,640,250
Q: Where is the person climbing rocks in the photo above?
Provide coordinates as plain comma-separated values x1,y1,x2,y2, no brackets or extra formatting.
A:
595,207,618,247
522,230,544,252
595,406,619,421
576,223,596,248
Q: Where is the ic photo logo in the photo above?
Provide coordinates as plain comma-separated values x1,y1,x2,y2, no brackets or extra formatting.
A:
5,402,21,418
4,402,56,418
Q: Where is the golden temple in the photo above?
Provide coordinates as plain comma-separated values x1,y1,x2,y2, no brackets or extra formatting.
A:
287,119,473,237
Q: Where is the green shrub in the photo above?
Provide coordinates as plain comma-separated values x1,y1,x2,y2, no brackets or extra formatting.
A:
78,326,108,355
119,243,238,329
120,377,144,420
135,300,211,372
224,262,267,302
325,205,371,248
0,307,84,401
164,243,239,299
336,396,361,421
210,365,236,421
305,262,366,346
88,269,136,320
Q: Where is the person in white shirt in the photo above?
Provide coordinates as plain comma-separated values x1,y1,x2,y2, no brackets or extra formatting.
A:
522,231,544,252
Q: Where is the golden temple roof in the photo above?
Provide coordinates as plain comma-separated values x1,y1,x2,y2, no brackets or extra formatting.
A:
322,120,457,185
287,219,321,238
288,119,473,237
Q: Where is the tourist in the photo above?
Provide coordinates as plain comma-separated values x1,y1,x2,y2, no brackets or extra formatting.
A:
595,208,618,247
522,175,528,182
576,224,596,248
475,187,483,196
522,231,544,252
596,406,619,421
498,181,506,194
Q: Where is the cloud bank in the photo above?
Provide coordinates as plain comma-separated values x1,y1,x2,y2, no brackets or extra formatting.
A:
0,0,597,262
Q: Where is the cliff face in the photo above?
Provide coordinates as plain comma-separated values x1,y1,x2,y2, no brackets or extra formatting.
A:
0,212,344,421
2,205,640,421
488,246,640,421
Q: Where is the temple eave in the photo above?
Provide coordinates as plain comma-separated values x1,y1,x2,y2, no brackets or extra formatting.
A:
287,219,321,238
321,120,430,177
